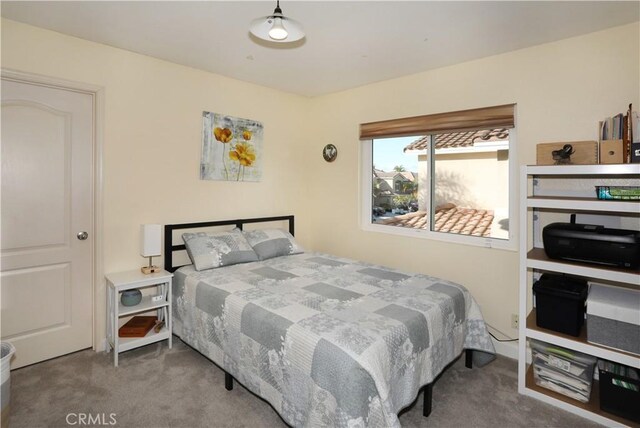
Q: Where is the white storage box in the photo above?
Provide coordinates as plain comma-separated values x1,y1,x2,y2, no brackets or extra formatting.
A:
587,284,640,355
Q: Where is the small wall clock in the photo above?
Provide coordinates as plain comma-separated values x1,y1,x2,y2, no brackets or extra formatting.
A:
322,144,337,162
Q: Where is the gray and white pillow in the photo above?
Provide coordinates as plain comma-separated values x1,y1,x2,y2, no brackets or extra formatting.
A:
182,229,258,271
243,228,303,260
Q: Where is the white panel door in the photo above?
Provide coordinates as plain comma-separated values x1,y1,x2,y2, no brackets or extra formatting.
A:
1,78,93,368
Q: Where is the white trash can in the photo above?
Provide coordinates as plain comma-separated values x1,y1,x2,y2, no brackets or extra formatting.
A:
1,342,15,428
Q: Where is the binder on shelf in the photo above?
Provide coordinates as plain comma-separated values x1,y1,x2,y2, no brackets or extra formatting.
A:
622,115,630,163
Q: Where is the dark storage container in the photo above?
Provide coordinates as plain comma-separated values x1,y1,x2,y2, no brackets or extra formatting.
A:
598,360,640,423
533,273,588,337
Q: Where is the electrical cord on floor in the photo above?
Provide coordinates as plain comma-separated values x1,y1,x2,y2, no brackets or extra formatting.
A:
486,323,518,342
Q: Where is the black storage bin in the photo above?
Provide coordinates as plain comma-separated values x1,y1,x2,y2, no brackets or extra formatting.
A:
598,360,640,423
533,273,588,337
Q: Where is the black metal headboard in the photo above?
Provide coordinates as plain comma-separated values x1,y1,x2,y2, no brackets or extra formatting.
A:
163,215,295,272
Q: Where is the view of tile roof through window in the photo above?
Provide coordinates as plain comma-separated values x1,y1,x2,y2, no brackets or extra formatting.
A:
404,128,509,151
376,128,509,239
381,206,494,237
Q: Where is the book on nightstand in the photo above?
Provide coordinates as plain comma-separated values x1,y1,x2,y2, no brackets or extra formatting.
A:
118,316,157,337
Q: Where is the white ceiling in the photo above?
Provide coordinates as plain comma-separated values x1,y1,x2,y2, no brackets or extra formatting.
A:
2,1,638,97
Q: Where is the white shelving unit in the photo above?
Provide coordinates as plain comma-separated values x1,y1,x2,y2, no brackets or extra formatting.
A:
106,269,173,367
518,164,640,427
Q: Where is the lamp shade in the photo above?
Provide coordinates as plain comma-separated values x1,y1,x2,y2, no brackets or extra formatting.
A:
140,224,161,257
249,0,304,44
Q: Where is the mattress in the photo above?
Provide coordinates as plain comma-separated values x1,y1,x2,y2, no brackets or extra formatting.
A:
172,252,495,427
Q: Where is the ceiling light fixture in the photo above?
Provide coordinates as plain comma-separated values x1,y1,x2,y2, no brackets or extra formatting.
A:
249,0,304,43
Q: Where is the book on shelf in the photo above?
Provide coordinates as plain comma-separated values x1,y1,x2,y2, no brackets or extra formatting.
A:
599,104,637,163
119,315,157,338
628,105,640,164
632,110,640,144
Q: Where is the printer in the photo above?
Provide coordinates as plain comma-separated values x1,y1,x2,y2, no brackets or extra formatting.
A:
543,220,640,269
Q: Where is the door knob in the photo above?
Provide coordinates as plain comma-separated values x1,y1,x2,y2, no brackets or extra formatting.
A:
77,231,89,240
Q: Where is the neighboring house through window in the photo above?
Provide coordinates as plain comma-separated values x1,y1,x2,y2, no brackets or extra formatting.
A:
361,104,517,249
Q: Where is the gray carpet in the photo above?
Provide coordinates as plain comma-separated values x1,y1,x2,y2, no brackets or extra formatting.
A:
7,338,599,428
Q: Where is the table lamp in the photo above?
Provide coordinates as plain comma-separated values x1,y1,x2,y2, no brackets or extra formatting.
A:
140,224,161,274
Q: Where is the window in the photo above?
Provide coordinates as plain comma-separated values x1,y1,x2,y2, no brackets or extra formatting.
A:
361,105,516,249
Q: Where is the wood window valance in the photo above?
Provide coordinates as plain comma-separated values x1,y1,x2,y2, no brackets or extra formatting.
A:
359,104,515,140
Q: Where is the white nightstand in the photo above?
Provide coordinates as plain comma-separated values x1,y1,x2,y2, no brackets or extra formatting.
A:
105,269,173,367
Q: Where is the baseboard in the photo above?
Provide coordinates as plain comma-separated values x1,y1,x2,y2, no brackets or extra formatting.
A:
492,339,538,365
492,338,518,360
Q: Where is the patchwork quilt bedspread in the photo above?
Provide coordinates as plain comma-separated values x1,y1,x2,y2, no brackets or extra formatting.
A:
173,253,495,427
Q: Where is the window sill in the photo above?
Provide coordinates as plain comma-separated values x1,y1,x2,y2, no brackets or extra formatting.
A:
361,222,518,251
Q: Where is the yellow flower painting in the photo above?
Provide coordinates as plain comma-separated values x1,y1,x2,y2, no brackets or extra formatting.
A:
229,142,256,166
214,127,233,143
201,112,263,182
229,142,257,180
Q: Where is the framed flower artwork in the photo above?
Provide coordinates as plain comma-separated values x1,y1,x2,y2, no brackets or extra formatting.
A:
200,112,264,182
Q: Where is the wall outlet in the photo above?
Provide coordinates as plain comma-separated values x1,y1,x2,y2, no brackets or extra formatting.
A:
511,314,519,329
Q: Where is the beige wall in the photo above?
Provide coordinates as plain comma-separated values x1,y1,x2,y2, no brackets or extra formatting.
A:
1,19,312,350
2,18,639,349
303,22,639,338
415,151,510,212
433,151,509,210
434,151,511,240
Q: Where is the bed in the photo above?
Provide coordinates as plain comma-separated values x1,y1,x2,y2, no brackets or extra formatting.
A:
165,216,495,427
